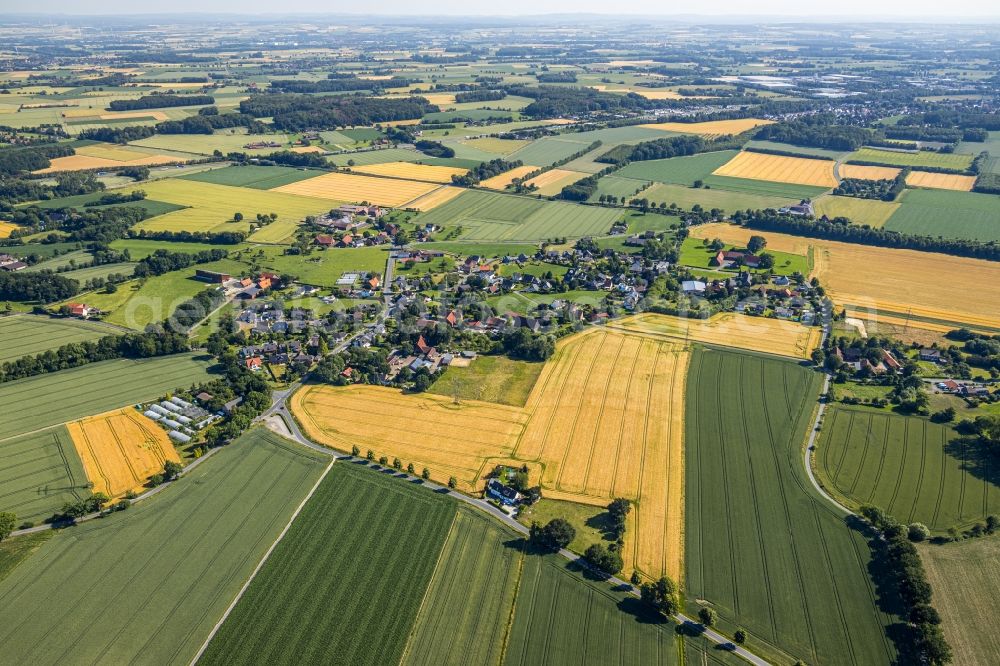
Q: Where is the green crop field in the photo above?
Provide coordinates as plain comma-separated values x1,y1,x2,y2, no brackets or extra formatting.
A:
327,147,427,166
816,406,999,532
401,508,523,665
59,262,137,284
130,132,294,156
702,174,831,200
257,246,388,287
884,188,1000,242
919,536,1000,666
109,238,230,260
179,165,322,189
25,191,185,218
617,151,739,185
813,194,901,228
745,141,849,160
685,349,898,665
848,147,975,171
0,315,123,363
428,354,543,406
420,240,540,258
956,130,1000,167
588,174,651,202
0,429,328,666
506,136,597,166
415,190,622,241
0,532,51,584
643,182,798,213
198,461,457,666
0,427,88,524
0,352,216,439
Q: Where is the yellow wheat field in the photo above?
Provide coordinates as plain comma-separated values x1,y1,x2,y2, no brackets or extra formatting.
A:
607,311,821,359
479,165,540,190
640,118,775,137
404,185,465,211
840,164,901,181
66,408,181,498
289,146,326,154
713,151,837,187
97,110,170,121
290,325,689,580
0,221,18,238
689,223,1000,330
842,308,996,336
522,169,588,196
272,171,439,207
35,154,182,174
905,170,977,192
75,143,161,162
351,161,469,184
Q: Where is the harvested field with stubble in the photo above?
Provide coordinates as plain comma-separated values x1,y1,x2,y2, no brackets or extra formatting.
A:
688,223,1000,330
812,194,900,228
904,170,976,191
66,408,181,498
351,161,469,183
712,151,837,188
919,537,1000,666
640,118,774,137
607,312,821,360
479,164,540,190
403,185,465,211
35,153,182,173
839,164,900,181
271,170,439,207
291,326,689,581
522,168,588,195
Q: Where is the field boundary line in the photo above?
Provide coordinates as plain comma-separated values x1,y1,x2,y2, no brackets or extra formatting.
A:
187,456,335,666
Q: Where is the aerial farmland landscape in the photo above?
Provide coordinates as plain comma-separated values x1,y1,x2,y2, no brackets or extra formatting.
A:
0,3,999,665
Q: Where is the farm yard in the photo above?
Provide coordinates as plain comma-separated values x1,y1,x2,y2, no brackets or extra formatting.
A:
0,427,88,524
816,407,998,532
684,348,898,666
688,223,1000,331
0,429,328,666
919,537,1000,666
271,170,439,207
412,190,623,241
197,461,457,666
0,353,216,440
884,188,1000,242
66,408,181,499
712,151,838,188
848,147,975,171
607,312,821,360
0,315,123,364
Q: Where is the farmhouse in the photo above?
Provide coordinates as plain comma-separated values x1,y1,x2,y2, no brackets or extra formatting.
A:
66,303,93,318
711,250,761,269
919,348,943,363
196,269,231,283
485,478,521,506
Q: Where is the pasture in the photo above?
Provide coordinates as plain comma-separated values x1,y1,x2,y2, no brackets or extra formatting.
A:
0,427,88,524
271,171,439,207
816,407,997,531
413,190,622,242
688,223,1000,331
0,353,215,440
179,165,321,190
108,238,224,260
522,168,588,195
640,118,774,137
712,151,838,188
905,170,976,191
427,354,543,406
130,132,295,156
326,147,426,166
607,312,821,360
0,429,328,666
812,194,900,228
685,348,897,666
588,174,651,202
351,161,468,183
617,150,738,185
66,408,181,499
884,188,1000,243
257,246,387,287
292,326,688,580
478,164,540,190
919,537,1000,666
197,461,456,666
134,179,332,234
848,147,974,171
0,315,122,364
401,508,523,666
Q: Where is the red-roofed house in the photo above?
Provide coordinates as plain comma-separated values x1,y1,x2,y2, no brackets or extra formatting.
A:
367,276,380,289
67,303,92,318
257,277,272,290
445,310,458,327
416,335,432,355
245,357,263,371
315,234,335,247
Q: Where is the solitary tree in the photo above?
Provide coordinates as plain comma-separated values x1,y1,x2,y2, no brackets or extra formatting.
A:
234,212,244,222
366,449,375,461
448,476,457,489
407,462,415,474
734,628,747,644
392,458,403,470
0,511,16,542
351,445,360,456
747,235,768,254
163,460,183,482
422,468,430,480
640,576,679,618
698,607,718,627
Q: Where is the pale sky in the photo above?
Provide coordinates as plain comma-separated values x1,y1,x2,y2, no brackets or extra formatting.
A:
5,0,1000,18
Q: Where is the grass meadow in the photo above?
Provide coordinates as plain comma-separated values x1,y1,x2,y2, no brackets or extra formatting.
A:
427,354,544,407
684,349,898,665
198,461,457,666
0,429,328,666
0,353,216,440
0,315,123,364
848,147,975,171
179,165,322,190
816,406,999,532
617,150,739,185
